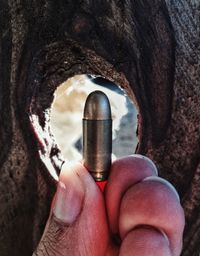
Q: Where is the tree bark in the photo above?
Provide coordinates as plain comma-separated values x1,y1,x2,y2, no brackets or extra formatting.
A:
0,0,199,255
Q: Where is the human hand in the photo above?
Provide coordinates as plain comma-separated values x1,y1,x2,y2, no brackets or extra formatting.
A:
33,155,185,256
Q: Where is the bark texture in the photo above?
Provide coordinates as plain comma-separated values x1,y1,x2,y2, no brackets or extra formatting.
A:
0,0,199,255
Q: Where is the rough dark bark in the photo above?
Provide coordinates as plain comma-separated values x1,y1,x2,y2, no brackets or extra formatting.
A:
0,0,199,255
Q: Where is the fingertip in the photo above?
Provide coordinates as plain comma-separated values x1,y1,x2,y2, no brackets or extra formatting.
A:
119,227,172,256
131,154,158,175
142,176,180,202
110,155,158,178
59,161,87,181
60,161,99,194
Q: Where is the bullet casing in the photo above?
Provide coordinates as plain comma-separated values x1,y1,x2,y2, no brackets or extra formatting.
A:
83,119,112,181
83,91,112,181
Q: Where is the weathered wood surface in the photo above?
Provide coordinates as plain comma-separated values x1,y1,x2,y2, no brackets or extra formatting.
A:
0,1,199,255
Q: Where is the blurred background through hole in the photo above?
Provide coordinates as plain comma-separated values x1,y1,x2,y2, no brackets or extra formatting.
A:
50,74,138,162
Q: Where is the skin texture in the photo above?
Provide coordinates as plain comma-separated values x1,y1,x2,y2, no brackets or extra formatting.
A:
33,156,185,256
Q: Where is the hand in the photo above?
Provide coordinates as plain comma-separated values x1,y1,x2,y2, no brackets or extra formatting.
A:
33,155,185,256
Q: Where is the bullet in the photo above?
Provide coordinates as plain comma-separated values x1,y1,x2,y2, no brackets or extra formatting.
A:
83,90,112,181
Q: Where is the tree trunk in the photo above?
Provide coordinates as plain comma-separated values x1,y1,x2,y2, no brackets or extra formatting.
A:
0,1,199,255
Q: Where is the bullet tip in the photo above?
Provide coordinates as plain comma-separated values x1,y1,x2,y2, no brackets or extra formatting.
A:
83,90,111,120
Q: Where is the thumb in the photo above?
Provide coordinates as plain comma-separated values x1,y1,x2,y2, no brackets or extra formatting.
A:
33,162,109,256
33,162,85,256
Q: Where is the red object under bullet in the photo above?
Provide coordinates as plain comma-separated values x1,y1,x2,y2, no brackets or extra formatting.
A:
96,181,107,192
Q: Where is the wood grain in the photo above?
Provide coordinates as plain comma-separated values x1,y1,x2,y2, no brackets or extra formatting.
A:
0,0,199,255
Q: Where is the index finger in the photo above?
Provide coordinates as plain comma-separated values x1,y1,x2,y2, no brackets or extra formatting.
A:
105,154,158,234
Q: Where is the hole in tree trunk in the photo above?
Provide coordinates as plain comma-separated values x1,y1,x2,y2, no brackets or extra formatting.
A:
27,40,138,182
